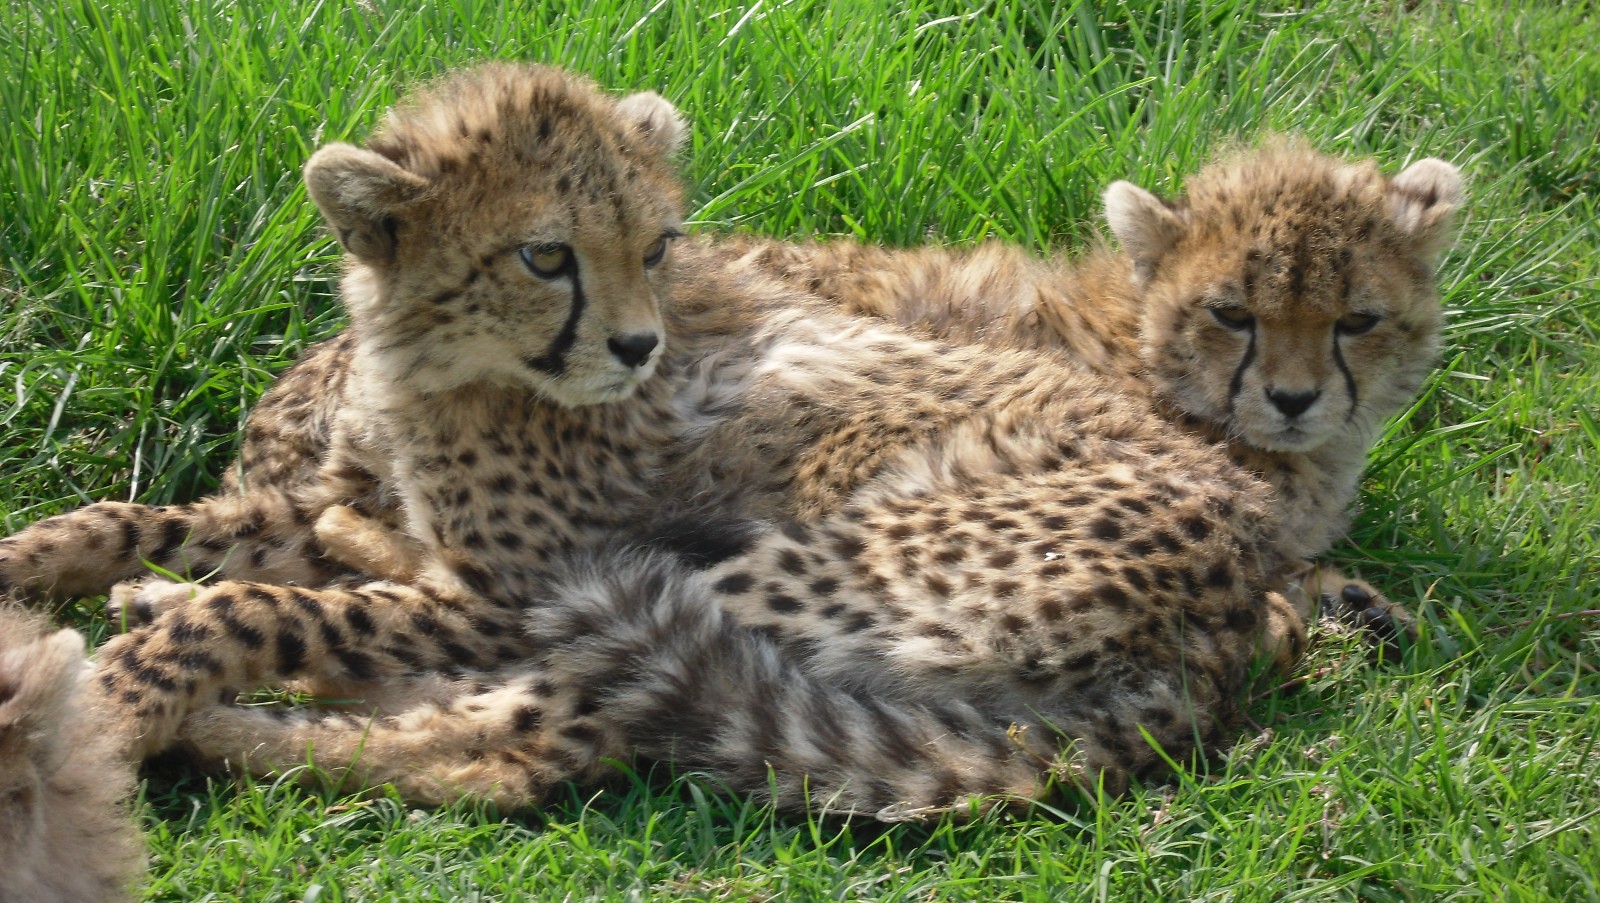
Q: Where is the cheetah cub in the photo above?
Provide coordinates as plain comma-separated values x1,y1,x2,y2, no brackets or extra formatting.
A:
727,139,1463,647
0,62,791,761
0,607,143,903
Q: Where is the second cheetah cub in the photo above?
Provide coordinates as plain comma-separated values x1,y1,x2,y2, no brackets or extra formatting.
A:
727,139,1463,648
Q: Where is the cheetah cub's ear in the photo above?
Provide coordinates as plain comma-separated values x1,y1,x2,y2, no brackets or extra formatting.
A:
303,143,431,266
1103,180,1188,284
616,91,686,159
1386,157,1463,262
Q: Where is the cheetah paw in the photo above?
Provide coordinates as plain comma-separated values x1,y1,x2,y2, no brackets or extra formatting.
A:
1320,578,1416,662
105,578,204,629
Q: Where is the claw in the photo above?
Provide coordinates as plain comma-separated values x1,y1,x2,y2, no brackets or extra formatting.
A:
1357,605,1396,637
1339,582,1374,610
1356,604,1408,662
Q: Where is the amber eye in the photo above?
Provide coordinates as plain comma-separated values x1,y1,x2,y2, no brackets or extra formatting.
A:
519,243,570,278
1209,305,1255,330
1336,312,1382,335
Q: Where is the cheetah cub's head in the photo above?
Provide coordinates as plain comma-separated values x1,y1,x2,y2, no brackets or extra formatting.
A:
303,63,687,406
1105,140,1462,453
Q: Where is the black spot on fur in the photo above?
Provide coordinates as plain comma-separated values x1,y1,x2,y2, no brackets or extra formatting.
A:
776,549,808,576
345,607,377,637
276,630,307,674
1090,518,1122,541
779,521,812,545
1095,583,1130,609
842,612,875,633
766,593,802,614
832,534,866,559
219,614,265,650
513,706,543,733
334,647,377,681
713,572,755,595
153,518,188,562
1206,562,1235,589
167,616,211,644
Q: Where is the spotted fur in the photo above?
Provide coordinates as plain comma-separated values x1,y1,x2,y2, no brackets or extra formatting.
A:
171,272,1308,816
0,63,774,759
6,68,1313,818
723,139,1463,643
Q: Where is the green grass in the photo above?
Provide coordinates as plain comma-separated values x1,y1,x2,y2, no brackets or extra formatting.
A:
4,0,1598,899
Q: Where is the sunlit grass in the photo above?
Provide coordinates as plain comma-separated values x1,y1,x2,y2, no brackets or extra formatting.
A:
4,0,1597,899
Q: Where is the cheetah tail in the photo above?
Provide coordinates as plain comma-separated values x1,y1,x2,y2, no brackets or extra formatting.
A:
526,551,1067,820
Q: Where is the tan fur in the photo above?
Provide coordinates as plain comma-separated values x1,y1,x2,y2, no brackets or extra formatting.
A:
5,67,1312,818
723,138,1462,639
0,607,142,903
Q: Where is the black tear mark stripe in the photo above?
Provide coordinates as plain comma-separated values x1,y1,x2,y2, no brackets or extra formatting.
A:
526,255,584,375
1331,333,1359,421
1226,325,1258,415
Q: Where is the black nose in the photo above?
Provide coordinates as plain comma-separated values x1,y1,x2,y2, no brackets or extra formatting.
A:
607,332,660,368
1266,388,1320,418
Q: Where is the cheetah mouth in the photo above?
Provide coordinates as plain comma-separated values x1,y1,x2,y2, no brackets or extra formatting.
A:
1254,424,1327,453
584,375,648,403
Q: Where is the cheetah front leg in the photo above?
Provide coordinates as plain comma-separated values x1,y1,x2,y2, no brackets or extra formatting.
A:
1288,562,1417,660
91,577,528,761
101,503,423,629
177,672,621,810
0,493,346,603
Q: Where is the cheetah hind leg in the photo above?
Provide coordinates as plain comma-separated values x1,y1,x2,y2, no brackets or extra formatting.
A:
0,495,343,603
1293,563,1417,662
176,671,619,810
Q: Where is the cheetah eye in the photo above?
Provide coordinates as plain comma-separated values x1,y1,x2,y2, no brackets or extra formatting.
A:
519,243,571,279
1208,305,1255,330
1336,312,1382,335
643,238,668,269
644,230,682,269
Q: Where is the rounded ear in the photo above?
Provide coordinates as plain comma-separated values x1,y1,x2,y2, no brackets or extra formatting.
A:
1387,157,1463,260
303,143,431,264
616,91,686,158
1104,180,1187,282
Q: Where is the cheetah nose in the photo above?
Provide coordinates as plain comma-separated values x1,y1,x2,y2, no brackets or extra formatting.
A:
1266,388,1320,418
607,332,660,368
